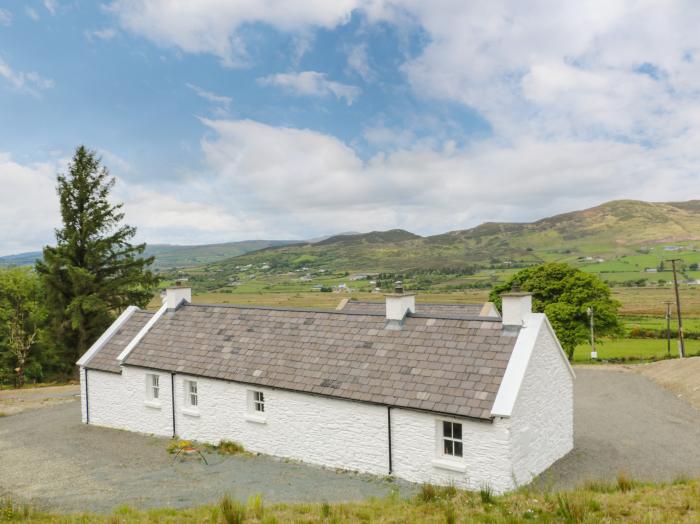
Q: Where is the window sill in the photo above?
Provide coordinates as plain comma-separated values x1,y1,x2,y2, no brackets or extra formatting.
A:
144,400,162,409
244,413,267,424
181,408,200,418
431,458,467,473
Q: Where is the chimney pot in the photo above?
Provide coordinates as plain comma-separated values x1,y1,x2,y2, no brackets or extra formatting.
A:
501,292,532,328
394,281,404,294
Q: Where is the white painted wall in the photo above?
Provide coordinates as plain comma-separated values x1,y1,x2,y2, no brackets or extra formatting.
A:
83,366,173,437
171,374,390,475
391,409,513,492
509,321,574,486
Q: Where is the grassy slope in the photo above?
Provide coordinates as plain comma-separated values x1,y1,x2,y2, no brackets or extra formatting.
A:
3,479,699,523
174,201,700,291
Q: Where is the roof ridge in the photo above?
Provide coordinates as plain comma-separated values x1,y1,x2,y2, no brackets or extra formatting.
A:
179,302,502,322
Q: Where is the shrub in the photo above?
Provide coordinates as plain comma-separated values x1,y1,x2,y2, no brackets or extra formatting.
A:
220,494,245,524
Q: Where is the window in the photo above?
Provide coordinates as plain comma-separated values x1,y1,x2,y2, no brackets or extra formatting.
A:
147,374,160,400
253,390,265,412
185,380,198,408
442,421,463,458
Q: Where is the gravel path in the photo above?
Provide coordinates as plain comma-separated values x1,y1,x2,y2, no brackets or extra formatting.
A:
536,367,700,489
0,385,80,415
1,368,699,513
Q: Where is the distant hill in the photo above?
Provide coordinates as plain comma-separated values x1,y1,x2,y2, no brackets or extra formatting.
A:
0,240,302,269
200,200,700,275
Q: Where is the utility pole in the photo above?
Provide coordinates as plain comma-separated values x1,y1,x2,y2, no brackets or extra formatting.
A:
668,259,685,358
587,306,596,359
664,301,672,358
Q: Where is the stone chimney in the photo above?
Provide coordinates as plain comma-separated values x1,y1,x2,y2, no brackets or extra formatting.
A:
163,285,192,310
385,281,416,322
501,291,532,328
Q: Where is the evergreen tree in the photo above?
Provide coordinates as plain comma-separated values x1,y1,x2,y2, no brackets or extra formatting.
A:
36,146,157,372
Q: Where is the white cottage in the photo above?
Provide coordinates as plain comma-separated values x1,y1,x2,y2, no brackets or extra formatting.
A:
78,288,574,493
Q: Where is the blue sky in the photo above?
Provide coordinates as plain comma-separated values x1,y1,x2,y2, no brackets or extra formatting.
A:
1,1,699,254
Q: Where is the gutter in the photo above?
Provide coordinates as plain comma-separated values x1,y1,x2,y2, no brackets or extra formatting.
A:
84,368,90,425
387,406,393,474
171,373,176,437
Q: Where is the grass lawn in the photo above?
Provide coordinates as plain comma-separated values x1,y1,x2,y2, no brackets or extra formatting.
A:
573,338,700,363
3,478,699,523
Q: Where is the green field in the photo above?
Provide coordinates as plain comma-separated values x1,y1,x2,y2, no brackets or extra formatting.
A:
573,338,700,363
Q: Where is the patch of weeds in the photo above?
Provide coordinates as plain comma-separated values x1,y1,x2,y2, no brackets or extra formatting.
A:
166,439,193,454
247,494,264,519
220,494,246,524
320,501,332,518
479,483,495,505
0,412,7,417
0,497,32,520
581,479,616,493
673,474,691,485
616,472,636,492
443,502,456,524
556,493,591,524
217,440,245,455
418,483,438,503
261,517,278,524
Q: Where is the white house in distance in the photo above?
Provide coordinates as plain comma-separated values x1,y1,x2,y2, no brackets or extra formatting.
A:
77,287,574,493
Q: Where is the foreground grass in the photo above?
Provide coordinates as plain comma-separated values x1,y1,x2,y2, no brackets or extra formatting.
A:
3,478,698,523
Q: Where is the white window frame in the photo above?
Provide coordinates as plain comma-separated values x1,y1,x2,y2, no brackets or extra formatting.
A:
185,380,198,408
245,389,267,424
441,420,463,458
145,373,161,408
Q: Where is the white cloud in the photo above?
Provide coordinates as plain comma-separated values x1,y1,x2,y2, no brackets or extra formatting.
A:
25,7,39,21
0,8,11,26
108,0,365,66
0,154,59,255
43,0,57,15
86,28,118,41
0,57,54,95
186,83,232,112
258,71,360,105
346,43,373,81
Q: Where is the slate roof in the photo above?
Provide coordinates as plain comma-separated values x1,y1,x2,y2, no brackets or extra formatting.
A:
83,310,153,373
113,304,519,420
340,300,487,318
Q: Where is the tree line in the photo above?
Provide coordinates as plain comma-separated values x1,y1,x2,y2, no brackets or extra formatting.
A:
0,147,157,387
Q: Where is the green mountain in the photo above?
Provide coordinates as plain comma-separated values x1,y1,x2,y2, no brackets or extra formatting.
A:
0,240,301,269
200,200,700,276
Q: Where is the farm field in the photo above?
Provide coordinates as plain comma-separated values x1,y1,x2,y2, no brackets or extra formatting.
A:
572,338,700,363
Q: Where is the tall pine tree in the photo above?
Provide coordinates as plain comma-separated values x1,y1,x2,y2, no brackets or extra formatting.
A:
37,146,157,372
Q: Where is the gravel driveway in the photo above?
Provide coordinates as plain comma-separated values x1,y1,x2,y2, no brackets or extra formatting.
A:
1,368,699,513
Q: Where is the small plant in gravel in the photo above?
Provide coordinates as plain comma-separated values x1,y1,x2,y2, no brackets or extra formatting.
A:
166,439,193,454
443,502,456,524
320,501,331,518
556,493,592,524
217,440,245,455
220,494,245,524
1,497,32,520
418,483,438,503
0,412,6,417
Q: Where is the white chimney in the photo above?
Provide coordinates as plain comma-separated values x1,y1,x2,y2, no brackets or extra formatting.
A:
163,286,192,310
385,282,416,321
501,292,532,327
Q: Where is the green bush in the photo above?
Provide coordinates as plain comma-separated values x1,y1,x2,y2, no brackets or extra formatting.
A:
220,494,245,524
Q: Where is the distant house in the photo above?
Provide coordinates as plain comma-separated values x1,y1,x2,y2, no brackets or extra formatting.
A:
78,288,574,493
349,274,369,281
644,268,658,273
664,246,681,251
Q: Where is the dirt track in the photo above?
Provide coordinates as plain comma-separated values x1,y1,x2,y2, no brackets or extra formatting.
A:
0,385,79,416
